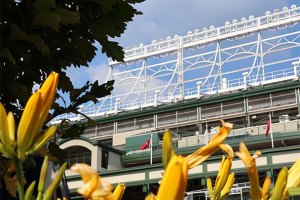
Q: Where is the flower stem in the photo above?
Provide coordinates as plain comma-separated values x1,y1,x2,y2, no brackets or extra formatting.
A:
14,158,25,200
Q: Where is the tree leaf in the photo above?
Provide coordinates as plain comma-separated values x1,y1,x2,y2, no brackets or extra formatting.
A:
58,71,74,94
0,48,16,65
48,142,67,165
100,38,124,62
32,11,62,32
35,0,56,12
10,23,50,55
54,8,80,25
59,123,85,139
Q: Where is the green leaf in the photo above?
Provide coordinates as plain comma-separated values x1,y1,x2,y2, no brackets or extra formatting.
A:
6,80,30,104
54,8,80,25
10,24,50,55
0,48,16,65
101,39,124,62
48,142,67,165
35,0,56,12
32,11,62,32
75,38,97,62
58,71,74,94
59,124,85,139
90,80,114,98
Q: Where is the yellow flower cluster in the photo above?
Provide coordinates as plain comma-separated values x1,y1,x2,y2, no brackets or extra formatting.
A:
71,163,126,200
207,144,235,200
0,72,58,160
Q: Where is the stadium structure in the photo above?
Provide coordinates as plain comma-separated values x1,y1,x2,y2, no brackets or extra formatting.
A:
55,5,300,200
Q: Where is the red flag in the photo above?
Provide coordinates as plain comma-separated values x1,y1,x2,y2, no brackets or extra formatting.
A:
139,138,150,150
265,119,271,137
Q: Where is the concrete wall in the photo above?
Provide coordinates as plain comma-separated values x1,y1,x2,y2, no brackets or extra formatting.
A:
108,151,122,170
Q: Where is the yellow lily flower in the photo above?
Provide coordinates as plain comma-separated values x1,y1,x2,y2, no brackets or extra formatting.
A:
280,158,300,199
186,121,232,169
156,155,188,200
206,144,235,200
145,193,156,200
213,145,234,199
235,142,262,200
262,176,271,200
162,129,175,169
272,167,288,200
17,72,58,160
113,183,126,200
219,172,235,200
71,163,113,200
287,158,300,188
0,103,14,157
207,177,213,198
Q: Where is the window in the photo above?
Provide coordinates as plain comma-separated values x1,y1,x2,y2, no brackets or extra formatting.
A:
101,149,109,169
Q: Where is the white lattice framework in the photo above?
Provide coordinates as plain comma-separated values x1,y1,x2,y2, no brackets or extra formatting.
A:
53,5,300,123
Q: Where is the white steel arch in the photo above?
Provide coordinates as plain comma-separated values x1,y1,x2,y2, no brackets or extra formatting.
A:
52,5,300,123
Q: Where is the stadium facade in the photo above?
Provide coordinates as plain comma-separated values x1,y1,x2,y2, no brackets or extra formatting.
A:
55,5,300,200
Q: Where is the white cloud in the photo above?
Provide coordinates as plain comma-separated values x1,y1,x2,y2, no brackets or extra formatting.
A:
67,0,298,106
118,0,294,47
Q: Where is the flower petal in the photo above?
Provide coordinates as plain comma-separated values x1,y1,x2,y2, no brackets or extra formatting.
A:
157,155,188,200
7,112,15,147
0,103,11,151
235,142,262,200
186,121,232,169
287,158,300,188
262,176,271,200
17,92,42,160
27,125,57,155
162,129,175,169
113,183,126,200
272,167,288,200
71,163,98,183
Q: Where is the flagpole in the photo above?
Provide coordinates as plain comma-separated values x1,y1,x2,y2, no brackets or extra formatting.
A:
150,133,153,165
269,113,274,148
204,122,210,144
206,122,209,141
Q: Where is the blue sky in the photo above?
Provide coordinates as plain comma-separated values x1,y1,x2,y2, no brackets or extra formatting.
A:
66,0,299,88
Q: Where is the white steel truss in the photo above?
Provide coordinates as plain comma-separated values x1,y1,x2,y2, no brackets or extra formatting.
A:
52,5,300,123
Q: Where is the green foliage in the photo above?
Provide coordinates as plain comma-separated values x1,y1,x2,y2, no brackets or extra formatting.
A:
0,0,144,187
0,0,143,118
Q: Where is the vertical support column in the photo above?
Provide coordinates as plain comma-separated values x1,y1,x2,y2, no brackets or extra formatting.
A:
115,98,120,114
221,78,227,90
217,41,223,89
244,94,250,127
143,59,147,105
197,81,202,98
258,31,265,82
295,89,300,116
177,37,184,99
242,72,248,90
293,61,299,80
108,65,114,112
77,105,84,120
154,90,160,107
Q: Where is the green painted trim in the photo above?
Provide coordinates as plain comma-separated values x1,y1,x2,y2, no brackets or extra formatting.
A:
202,162,208,174
73,81,300,124
67,144,300,186
122,132,300,163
